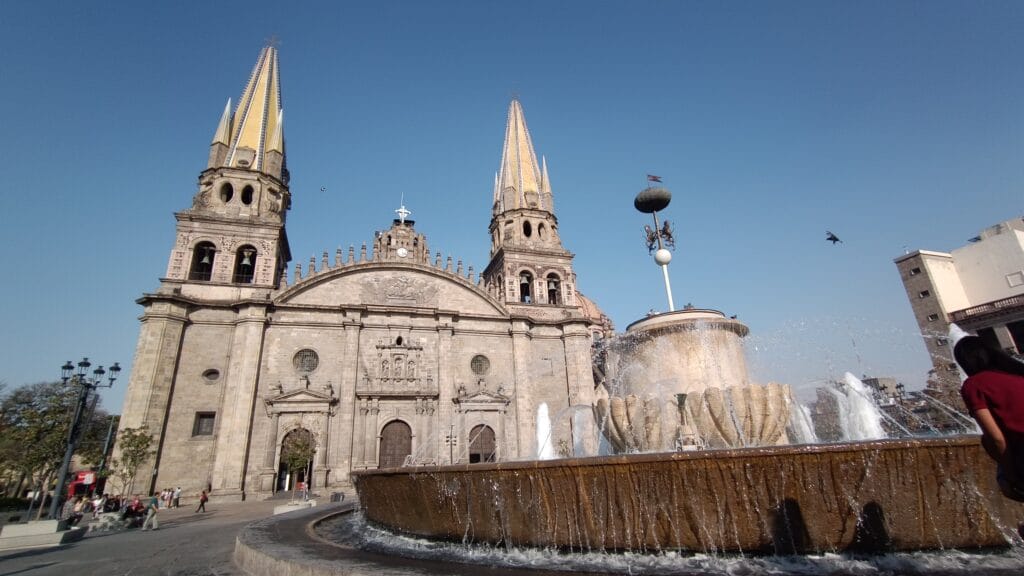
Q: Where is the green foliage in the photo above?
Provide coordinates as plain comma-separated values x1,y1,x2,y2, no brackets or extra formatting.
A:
281,431,315,474
106,426,154,496
281,430,315,500
0,381,110,488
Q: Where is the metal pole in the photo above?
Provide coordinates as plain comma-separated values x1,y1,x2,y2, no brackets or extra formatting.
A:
48,381,91,519
650,211,675,312
661,265,675,311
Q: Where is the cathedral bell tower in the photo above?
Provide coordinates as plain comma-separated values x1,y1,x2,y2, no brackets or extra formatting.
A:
482,99,578,310
164,45,291,290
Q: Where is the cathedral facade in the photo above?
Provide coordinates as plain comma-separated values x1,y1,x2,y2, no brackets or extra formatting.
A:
116,46,612,500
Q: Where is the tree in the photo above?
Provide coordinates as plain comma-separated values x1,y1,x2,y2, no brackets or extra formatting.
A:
0,381,111,509
280,430,315,502
106,426,154,496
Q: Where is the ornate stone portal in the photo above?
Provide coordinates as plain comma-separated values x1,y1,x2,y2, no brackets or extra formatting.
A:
260,379,338,493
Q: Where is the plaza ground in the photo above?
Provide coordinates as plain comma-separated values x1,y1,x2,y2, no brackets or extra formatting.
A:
0,500,278,576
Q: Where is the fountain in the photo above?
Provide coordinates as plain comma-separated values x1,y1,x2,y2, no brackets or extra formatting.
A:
348,185,1024,559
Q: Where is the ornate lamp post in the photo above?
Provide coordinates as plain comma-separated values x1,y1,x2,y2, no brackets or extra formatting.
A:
635,184,676,311
48,357,120,520
445,424,458,464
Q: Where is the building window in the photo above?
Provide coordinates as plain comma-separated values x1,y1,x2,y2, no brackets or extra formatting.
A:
519,272,533,303
192,412,216,436
233,246,257,283
935,337,949,347
918,290,931,299
293,349,319,373
241,185,254,205
546,274,561,305
927,313,939,322
189,242,216,281
202,369,220,382
470,355,490,375
909,267,921,276
219,182,234,203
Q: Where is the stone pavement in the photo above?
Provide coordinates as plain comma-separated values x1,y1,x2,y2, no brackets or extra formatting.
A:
0,500,278,576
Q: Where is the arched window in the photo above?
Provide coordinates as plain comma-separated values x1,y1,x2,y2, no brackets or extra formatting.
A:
379,421,412,468
519,271,533,303
546,273,561,305
219,183,234,203
469,425,496,463
189,242,216,281
241,185,254,205
538,223,547,240
233,245,257,283
523,220,532,238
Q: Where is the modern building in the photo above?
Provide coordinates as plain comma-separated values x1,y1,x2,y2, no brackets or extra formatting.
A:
115,46,612,501
894,217,1024,399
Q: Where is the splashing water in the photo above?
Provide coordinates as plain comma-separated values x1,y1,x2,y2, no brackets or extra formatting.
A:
830,372,886,441
536,403,554,459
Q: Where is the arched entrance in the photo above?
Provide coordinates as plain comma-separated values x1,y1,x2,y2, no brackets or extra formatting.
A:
469,424,496,463
277,428,315,492
379,420,412,468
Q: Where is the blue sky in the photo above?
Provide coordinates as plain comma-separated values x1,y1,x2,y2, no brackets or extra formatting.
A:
1,1,1021,410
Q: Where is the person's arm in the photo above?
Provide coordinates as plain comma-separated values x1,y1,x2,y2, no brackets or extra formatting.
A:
973,408,1008,461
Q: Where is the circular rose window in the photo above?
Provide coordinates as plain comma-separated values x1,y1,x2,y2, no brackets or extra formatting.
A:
470,354,490,375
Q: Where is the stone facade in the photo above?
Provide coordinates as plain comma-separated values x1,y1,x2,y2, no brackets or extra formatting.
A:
114,47,612,500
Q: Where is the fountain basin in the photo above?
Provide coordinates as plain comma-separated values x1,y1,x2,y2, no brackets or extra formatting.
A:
352,437,1024,554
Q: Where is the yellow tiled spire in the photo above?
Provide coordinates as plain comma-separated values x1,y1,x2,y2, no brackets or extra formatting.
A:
495,99,545,214
214,46,284,175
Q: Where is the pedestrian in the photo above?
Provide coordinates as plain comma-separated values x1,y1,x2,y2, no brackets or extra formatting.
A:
173,486,181,508
955,335,1024,501
195,489,208,513
141,494,160,531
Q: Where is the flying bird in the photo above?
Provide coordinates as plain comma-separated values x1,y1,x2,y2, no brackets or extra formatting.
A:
320,186,327,193
826,231,842,244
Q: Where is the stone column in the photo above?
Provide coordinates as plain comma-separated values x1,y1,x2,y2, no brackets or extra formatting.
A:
113,298,188,495
259,412,280,493
436,315,454,464
210,303,268,499
510,319,531,458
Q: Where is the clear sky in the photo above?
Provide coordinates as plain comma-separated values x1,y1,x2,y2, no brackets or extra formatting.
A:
1,1,1021,411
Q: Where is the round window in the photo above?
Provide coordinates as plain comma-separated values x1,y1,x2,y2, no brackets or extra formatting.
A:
202,369,221,382
470,354,490,375
293,349,320,373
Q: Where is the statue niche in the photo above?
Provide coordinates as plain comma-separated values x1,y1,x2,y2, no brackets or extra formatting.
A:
361,336,434,396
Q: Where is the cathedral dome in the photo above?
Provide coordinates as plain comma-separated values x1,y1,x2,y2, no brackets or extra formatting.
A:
576,290,614,336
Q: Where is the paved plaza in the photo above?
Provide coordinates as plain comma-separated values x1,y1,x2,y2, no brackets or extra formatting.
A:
0,500,278,576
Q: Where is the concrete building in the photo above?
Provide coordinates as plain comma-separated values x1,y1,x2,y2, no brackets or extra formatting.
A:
115,46,612,501
894,217,1024,398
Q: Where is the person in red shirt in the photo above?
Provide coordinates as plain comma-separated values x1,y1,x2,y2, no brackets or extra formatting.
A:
956,336,1024,501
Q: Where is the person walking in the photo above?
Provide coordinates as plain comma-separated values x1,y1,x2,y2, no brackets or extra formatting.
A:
173,486,181,508
141,494,160,531
955,335,1024,501
195,489,208,513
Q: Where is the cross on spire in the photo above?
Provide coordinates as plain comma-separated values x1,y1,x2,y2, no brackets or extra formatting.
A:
395,198,411,224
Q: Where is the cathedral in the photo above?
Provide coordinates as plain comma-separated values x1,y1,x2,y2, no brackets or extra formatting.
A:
116,46,612,500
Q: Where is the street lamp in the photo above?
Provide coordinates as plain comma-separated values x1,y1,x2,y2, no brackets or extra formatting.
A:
635,184,676,312
445,425,458,464
48,357,120,520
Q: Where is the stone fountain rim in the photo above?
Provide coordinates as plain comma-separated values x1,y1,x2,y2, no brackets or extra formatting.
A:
624,308,749,337
352,435,981,478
